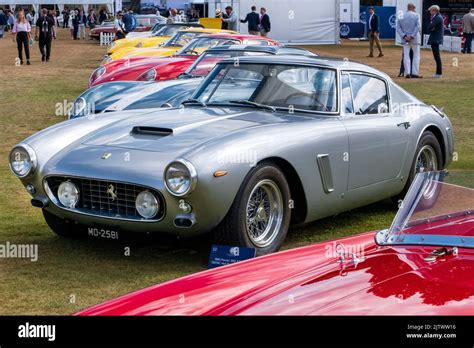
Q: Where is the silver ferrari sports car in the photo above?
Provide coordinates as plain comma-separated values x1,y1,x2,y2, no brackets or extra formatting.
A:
9,55,454,254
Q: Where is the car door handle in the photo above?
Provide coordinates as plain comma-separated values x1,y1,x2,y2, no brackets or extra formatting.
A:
397,122,411,129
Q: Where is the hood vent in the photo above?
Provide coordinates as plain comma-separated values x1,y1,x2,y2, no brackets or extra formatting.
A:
131,126,174,137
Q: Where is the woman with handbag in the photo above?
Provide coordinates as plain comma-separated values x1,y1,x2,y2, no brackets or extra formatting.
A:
12,10,31,65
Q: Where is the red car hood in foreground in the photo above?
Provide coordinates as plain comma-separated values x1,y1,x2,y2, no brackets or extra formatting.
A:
93,56,197,86
76,224,474,316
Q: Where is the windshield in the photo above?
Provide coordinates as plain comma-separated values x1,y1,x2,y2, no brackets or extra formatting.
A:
376,171,474,248
176,38,240,56
154,25,187,37
194,63,338,113
185,50,270,77
164,31,201,47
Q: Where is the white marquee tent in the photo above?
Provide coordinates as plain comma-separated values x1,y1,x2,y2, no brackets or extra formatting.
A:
0,0,115,18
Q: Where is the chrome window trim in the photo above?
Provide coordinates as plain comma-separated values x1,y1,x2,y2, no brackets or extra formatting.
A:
375,229,474,249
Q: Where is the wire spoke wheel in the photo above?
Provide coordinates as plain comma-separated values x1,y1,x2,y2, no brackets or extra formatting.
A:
245,179,284,248
415,145,438,175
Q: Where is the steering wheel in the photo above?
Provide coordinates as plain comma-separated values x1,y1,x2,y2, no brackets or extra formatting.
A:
184,49,200,55
283,92,329,111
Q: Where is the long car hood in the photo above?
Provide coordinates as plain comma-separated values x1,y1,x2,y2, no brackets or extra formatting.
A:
81,107,288,153
105,57,195,80
76,232,474,315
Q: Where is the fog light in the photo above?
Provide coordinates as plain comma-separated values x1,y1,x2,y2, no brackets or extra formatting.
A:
179,200,192,214
58,181,80,208
135,191,159,219
26,184,36,195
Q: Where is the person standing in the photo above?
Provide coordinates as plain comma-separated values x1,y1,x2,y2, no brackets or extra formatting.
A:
25,10,33,25
72,9,79,39
62,8,69,28
77,9,86,39
114,11,126,40
240,6,259,35
259,7,271,37
461,8,474,54
122,8,133,34
88,10,97,31
428,5,444,78
7,10,15,31
367,7,384,57
396,3,422,78
35,8,54,62
220,6,237,31
12,10,31,65
98,8,107,24
0,10,7,38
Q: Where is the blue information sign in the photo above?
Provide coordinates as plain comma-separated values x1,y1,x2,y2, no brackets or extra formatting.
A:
208,245,256,269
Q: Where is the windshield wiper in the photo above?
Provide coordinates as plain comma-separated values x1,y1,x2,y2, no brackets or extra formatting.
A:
229,100,276,112
181,99,206,107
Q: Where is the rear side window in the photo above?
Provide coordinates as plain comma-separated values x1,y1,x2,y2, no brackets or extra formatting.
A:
245,39,271,46
350,74,389,115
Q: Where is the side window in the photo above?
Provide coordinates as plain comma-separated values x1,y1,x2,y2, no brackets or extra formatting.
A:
350,74,389,115
341,73,354,114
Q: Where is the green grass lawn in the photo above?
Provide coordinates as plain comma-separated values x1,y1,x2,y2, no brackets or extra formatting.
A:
0,37,472,314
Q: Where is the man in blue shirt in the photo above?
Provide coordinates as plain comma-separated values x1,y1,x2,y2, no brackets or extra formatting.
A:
122,9,133,34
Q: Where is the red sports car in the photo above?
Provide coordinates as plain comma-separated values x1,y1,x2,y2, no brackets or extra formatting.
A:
89,34,279,87
76,171,474,315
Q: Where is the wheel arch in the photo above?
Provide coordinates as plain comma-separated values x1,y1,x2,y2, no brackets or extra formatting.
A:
419,124,447,167
257,156,308,225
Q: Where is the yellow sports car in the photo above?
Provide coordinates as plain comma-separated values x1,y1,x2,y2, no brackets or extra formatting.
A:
107,28,235,62
107,23,203,55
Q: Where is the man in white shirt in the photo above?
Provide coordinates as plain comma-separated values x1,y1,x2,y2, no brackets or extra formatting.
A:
397,3,422,78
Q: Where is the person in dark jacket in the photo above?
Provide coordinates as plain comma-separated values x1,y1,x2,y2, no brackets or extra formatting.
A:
72,9,79,39
62,8,69,28
259,7,271,37
98,9,107,24
367,7,384,57
122,8,133,34
427,5,444,77
0,9,7,38
35,8,54,61
240,5,259,35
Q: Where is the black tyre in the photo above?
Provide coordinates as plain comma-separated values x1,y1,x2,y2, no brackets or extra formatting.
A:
42,209,84,238
212,162,291,255
396,131,443,201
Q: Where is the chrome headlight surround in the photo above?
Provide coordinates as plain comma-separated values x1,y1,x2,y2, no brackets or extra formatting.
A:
9,143,37,178
57,181,80,208
135,190,159,219
164,159,197,197
89,66,106,85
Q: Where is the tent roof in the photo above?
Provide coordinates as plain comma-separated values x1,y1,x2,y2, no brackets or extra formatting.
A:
0,0,113,4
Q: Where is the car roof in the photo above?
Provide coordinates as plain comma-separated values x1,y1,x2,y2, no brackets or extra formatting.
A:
197,33,275,41
205,44,316,56
218,55,390,79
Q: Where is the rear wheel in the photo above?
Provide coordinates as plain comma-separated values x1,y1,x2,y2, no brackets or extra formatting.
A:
213,162,291,255
396,131,443,202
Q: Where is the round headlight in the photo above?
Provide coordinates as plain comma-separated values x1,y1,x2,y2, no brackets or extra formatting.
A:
135,191,159,219
164,159,197,197
137,68,157,81
9,144,37,178
58,181,80,208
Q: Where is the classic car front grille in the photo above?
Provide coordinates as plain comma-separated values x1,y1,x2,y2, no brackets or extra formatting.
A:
45,176,165,221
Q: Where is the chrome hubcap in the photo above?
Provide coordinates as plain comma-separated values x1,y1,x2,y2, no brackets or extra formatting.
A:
245,179,283,248
415,145,438,175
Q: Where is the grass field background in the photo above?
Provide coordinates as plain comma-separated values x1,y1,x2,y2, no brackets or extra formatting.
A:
0,31,472,314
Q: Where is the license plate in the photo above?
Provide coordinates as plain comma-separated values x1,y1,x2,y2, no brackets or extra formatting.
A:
87,227,119,240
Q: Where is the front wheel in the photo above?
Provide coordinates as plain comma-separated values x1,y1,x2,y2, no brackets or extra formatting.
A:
212,162,291,255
